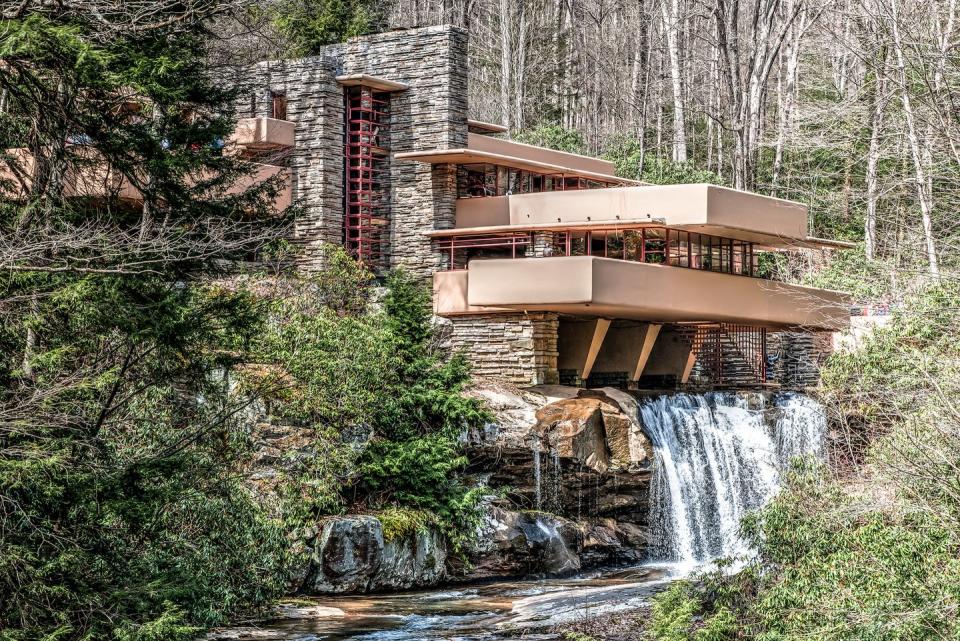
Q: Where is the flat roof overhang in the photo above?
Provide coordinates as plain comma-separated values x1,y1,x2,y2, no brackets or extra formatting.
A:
434,256,850,331
435,184,852,250
468,119,508,134
336,73,409,92
395,133,639,185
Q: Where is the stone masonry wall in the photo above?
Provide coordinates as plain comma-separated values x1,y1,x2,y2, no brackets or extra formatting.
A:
243,25,468,273
447,313,560,385
244,56,344,269
767,330,835,389
337,26,468,276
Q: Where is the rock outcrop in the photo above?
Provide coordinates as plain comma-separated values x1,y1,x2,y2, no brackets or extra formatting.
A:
534,397,611,473
466,384,654,524
300,515,447,593
251,383,658,596
460,506,583,580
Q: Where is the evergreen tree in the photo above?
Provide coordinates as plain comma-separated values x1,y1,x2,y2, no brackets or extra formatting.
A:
0,4,290,639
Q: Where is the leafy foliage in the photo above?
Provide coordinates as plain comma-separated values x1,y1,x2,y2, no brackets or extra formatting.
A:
603,137,724,184
266,0,387,56
0,4,290,640
650,285,960,641
515,123,588,154
254,248,489,556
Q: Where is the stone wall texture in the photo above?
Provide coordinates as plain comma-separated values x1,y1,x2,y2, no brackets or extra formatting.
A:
244,25,467,273
245,56,345,269
447,312,560,385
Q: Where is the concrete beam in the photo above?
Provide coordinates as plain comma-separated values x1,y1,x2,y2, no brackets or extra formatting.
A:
580,318,611,381
680,348,698,384
631,323,662,381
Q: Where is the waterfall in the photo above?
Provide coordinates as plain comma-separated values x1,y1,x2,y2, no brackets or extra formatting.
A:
532,444,542,510
642,392,826,568
773,393,826,467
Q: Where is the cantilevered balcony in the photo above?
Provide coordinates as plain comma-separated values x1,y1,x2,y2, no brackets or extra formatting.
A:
396,133,636,185
229,117,295,151
444,184,852,251
0,147,292,211
0,147,141,203
434,256,849,331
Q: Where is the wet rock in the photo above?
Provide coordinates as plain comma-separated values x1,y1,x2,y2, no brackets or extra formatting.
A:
308,516,383,593
586,388,655,468
460,507,583,580
580,518,651,567
465,384,653,526
302,515,447,594
371,526,446,591
270,602,346,620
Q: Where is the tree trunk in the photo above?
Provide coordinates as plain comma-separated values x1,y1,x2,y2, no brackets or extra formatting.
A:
661,0,688,162
499,0,513,132
865,49,888,260
890,0,940,279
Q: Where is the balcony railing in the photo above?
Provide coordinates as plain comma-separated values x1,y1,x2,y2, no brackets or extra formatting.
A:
435,225,768,279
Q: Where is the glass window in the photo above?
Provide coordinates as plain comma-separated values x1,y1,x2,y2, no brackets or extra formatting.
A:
531,173,544,192
667,230,680,266
564,176,580,190
271,91,287,120
553,232,569,256
590,232,606,256
643,228,666,264
483,164,496,196
507,169,520,194
624,230,643,261
569,232,587,256
462,164,488,198
676,231,690,267
605,231,624,259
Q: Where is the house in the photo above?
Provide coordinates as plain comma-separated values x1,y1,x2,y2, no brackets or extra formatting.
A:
6,24,850,388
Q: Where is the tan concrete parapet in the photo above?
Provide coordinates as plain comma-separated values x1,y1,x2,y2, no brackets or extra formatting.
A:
505,184,810,246
466,134,614,176
1,147,292,211
229,117,295,150
442,256,849,331
440,184,854,249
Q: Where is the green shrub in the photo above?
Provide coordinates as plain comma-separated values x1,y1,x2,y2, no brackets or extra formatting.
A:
515,123,587,154
255,258,489,555
603,136,724,184
266,0,387,56
377,507,435,542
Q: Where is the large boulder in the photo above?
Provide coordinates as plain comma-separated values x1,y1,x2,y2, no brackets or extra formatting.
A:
580,518,651,567
582,388,655,469
460,507,583,580
534,398,610,473
303,515,447,594
372,526,446,591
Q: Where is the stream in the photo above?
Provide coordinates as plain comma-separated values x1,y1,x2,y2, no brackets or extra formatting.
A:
216,565,675,640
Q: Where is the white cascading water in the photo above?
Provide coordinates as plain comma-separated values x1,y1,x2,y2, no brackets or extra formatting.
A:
642,392,826,568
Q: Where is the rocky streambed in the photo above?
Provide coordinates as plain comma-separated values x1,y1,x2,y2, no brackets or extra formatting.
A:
221,385,829,639
209,564,673,640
